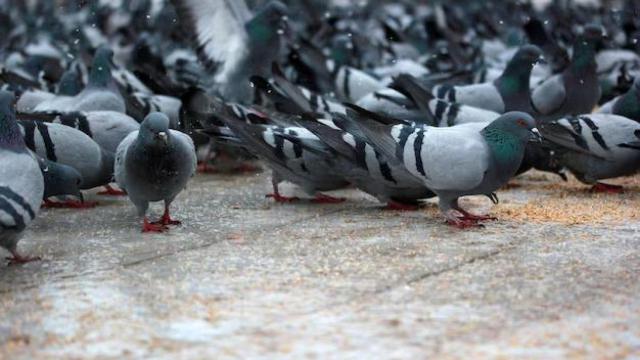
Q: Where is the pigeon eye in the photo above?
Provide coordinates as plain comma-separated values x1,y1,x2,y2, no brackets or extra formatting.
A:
517,119,527,127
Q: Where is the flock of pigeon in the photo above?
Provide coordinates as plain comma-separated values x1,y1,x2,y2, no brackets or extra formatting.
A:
2,0,640,265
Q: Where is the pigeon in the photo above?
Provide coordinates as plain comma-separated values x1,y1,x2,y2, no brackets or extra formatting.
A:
432,45,544,114
0,91,45,264
203,107,350,203
30,46,126,113
598,78,640,122
115,112,196,233
171,0,288,102
37,156,84,208
531,25,604,120
350,105,540,228
18,120,114,196
539,114,640,192
18,110,140,154
296,113,436,210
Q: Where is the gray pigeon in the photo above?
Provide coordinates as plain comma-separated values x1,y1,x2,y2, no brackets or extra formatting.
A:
172,0,288,102
598,78,640,122
350,105,540,228
37,156,84,208
531,25,604,120
29,46,126,113
539,114,640,192
296,114,436,210
432,45,544,114
206,107,350,203
0,91,45,265
115,112,196,233
18,120,114,196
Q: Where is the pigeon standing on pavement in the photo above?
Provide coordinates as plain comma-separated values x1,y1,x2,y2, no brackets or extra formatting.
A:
115,112,197,232
352,106,540,228
0,91,45,264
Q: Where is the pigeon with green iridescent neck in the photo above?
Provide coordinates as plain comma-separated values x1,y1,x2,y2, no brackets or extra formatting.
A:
532,25,604,120
351,105,540,228
432,45,544,114
0,91,45,265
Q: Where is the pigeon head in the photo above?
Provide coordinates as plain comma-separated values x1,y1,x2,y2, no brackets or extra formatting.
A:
139,112,171,148
570,25,603,72
497,45,543,96
512,45,544,66
582,24,605,43
247,1,288,42
0,90,25,152
88,45,115,88
40,158,84,200
485,112,540,143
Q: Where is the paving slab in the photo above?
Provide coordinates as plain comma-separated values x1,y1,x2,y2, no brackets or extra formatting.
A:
0,170,639,359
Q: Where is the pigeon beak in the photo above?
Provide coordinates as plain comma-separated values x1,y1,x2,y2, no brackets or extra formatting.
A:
157,132,168,143
530,128,543,142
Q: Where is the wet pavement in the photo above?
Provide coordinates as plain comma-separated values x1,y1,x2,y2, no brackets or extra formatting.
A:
0,170,639,358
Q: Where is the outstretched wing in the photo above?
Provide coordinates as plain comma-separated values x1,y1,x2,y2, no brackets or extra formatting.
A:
172,0,251,82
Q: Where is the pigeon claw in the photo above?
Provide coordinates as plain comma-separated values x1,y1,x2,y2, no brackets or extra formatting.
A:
266,193,299,203
42,199,98,209
197,162,219,174
152,211,182,226
97,185,127,196
142,217,169,233
6,252,41,266
446,218,485,229
312,194,346,204
384,200,419,211
590,183,624,194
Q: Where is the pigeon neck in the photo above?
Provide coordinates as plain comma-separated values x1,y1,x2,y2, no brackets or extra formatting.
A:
496,59,532,96
0,110,26,152
58,72,82,96
246,16,278,44
88,56,112,89
481,126,526,168
613,88,640,119
569,39,597,75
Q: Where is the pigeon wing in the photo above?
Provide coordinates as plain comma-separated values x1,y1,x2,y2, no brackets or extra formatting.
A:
172,0,251,82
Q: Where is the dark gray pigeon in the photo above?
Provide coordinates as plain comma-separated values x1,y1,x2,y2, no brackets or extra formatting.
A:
0,91,45,265
350,105,540,228
539,114,640,192
432,45,544,114
532,25,604,120
171,0,288,102
115,112,197,233
37,156,84,207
